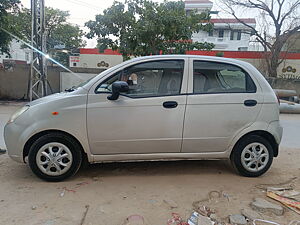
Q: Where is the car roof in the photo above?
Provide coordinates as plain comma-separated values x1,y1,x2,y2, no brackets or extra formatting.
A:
126,54,253,68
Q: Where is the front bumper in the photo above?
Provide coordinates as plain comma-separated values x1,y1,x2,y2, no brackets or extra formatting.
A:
4,122,26,163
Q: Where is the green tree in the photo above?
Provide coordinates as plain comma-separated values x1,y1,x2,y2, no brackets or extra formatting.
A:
85,0,214,59
10,7,86,66
0,0,20,54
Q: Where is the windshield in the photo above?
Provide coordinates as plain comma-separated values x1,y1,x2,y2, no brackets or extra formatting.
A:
65,62,130,92
64,76,96,92
75,76,96,88
64,71,106,92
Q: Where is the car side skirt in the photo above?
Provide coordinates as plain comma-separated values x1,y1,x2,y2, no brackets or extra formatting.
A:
91,152,230,163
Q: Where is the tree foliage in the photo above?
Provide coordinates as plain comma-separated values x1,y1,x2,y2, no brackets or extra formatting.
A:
0,0,20,54
9,6,86,65
85,0,214,58
11,7,86,50
222,0,300,77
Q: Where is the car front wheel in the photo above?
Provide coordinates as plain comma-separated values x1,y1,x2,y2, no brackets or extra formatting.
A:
231,135,274,177
28,133,82,182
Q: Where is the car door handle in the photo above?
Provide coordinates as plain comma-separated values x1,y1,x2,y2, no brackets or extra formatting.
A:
244,99,257,107
163,101,178,108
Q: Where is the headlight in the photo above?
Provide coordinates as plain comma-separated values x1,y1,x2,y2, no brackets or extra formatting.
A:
8,105,30,123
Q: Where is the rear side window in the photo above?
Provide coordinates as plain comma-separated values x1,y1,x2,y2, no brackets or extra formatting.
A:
193,61,256,94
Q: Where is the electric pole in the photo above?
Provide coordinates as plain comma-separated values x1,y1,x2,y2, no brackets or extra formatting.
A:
29,0,48,101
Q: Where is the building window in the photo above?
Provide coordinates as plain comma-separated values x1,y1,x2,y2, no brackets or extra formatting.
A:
25,52,29,61
73,62,77,67
238,47,248,51
218,30,224,38
208,30,213,37
230,30,242,40
237,30,242,40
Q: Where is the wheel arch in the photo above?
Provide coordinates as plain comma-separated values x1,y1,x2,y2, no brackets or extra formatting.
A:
230,130,279,158
23,129,87,163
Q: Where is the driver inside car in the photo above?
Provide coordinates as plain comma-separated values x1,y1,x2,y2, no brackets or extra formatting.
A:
121,72,140,93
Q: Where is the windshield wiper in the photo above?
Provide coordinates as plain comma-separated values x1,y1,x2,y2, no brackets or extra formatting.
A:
65,86,76,92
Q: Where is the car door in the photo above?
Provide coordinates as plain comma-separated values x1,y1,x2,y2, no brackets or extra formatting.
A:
87,59,188,155
182,58,263,153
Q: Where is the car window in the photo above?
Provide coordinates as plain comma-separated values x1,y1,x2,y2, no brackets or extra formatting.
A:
193,61,256,94
96,60,184,97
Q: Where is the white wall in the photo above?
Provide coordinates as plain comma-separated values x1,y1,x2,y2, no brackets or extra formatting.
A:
0,39,31,64
70,54,123,69
237,58,300,78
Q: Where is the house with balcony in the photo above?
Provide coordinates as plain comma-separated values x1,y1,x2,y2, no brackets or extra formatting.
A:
192,18,256,51
185,0,256,51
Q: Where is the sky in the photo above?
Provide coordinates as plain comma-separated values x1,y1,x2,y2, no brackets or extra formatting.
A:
20,0,252,48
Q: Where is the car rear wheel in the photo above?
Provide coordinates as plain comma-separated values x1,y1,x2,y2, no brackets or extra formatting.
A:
28,133,82,182
231,135,274,177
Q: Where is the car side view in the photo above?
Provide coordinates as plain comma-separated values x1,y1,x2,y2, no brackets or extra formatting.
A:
4,55,283,181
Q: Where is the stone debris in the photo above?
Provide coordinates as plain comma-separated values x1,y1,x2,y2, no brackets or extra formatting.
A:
163,199,178,209
253,219,280,225
187,211,213,225
59,189,65,197
208,213,217,221
229,214,247,225
197,214,214,225
122,215,146,225
251,198,284,216
241,208,262,220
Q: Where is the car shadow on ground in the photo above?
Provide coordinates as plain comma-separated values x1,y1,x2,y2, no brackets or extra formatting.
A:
0,154,239,183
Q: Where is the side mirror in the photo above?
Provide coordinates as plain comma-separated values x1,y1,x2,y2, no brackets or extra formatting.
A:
107,81,129,100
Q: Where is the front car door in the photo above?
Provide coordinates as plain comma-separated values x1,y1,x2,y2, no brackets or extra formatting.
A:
182,58,263,153
87,58,188,155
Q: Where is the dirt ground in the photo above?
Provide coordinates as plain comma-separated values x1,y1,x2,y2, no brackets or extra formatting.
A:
0,102,299,225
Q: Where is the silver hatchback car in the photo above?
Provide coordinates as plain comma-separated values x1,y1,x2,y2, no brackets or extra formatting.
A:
4,55,283,181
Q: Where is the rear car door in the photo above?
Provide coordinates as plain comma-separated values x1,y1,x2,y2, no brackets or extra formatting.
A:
182,59,263,153
87,58,188,155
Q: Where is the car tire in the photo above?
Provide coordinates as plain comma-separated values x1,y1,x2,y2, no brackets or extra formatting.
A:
230,135,274,177
28,132,82,182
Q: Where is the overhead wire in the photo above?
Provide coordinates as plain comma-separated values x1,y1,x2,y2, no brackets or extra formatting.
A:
61,0,103,11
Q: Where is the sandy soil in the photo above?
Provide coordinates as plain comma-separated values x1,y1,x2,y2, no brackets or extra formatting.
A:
0,103,299,225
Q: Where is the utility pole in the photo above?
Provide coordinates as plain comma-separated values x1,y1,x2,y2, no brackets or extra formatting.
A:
29,0,48,101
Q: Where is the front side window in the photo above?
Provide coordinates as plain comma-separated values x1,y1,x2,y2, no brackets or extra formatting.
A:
96,60,184,97
193,61,256,94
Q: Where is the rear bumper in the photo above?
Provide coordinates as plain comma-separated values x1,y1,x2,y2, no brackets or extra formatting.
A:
267,120,283,145
267,120,283,157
